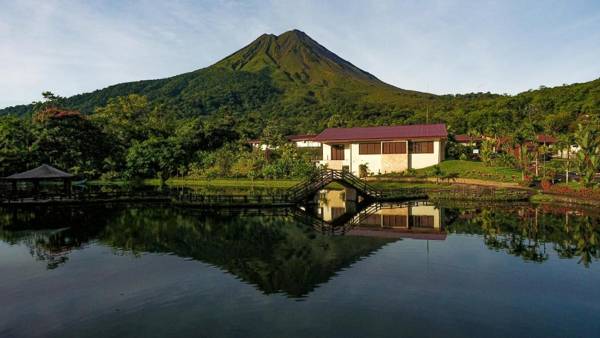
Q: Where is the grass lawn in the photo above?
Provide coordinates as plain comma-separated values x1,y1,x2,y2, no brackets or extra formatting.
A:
370,181,446,190
144,178,301,189
415,160,522,183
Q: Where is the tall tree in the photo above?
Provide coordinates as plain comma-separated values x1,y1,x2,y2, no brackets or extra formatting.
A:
574,123,600,187
33,107,112,176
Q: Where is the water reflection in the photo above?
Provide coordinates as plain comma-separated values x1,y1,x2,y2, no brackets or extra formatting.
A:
0,205,396,298
442,203,600,266
1,196,600,299
303,189,446,240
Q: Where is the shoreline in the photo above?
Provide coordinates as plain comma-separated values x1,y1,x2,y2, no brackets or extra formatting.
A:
87,177,600,207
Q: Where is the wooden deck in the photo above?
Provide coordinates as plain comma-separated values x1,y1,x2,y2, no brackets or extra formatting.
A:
0,191,170,206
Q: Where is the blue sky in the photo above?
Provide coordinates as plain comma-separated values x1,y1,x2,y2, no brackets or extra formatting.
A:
1,0,600,108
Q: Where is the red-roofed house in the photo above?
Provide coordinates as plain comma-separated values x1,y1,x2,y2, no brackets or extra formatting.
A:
312,124,448,175
454,134,484,146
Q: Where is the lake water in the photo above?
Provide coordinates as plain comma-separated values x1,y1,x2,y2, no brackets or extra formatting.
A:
1,193,600,337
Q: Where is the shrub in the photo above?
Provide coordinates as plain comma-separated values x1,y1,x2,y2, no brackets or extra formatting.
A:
358,163,369,178
540,179,552,190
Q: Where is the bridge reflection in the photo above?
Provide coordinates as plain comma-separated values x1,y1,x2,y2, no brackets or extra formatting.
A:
298,189,446,240
2,200,600,299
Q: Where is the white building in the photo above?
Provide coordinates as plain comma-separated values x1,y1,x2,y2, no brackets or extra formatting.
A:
287,134,321,148
248,134,321,150
312,124,447,175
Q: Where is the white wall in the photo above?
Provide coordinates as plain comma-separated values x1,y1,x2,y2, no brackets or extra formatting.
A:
409,140,442,169
295,140,322,148
350,144,382,175
320,144,351,170
320,140,444,173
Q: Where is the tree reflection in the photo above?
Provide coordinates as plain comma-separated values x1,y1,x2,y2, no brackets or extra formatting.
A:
0,205,116,269
0,206,395,298
444,204,600,266
98,207,396,298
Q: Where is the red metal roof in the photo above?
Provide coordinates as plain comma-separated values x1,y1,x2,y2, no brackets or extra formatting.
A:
286,134,317,141
537,134,557,144
312,124,447,142
496,134,557,145
455,134,483,143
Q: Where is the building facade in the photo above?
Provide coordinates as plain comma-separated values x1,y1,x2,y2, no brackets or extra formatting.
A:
312,124,447,175
249,134,321,150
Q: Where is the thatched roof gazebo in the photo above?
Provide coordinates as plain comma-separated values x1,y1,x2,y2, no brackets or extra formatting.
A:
3,164,74,195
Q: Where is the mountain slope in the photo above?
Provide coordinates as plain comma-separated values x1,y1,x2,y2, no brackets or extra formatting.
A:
0,30,434,118
1,29,599,134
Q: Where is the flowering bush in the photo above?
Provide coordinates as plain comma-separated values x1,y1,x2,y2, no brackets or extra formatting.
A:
540,179,552,190
545,185,600,200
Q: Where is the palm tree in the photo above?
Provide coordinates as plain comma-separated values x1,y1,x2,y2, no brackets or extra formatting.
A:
513,124,537,181
575,123,600,187
556,134,574,183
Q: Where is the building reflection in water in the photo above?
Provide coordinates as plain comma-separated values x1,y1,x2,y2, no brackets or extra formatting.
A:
303,189,446,240
2,199,600,298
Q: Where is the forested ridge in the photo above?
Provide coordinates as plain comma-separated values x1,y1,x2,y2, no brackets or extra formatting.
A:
1,29,600,181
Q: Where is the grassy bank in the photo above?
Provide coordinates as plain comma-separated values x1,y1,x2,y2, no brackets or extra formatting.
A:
144,178,301,189
414,160,522,182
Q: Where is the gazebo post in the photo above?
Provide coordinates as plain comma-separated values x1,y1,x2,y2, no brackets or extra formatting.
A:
63,178,72,196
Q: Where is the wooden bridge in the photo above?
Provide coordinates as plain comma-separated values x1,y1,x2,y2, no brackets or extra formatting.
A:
1,168,530,207
286,169,384,203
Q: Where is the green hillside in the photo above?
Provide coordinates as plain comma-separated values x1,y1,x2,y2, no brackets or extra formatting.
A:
1,29,600,134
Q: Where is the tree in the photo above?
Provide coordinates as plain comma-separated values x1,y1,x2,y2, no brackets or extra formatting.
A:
479,139,495,166
432,165,444,183
574,123,600,187
555,134,574,183
174,118,206,154
0,116,37,176
202,112,239,149
326,113,346,128
125,137,184,182
33,108,112,176
513,124,537,181
93,94,156,144
260,119,288,149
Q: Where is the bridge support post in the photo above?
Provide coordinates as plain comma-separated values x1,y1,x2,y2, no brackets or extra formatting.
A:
345,187,358,202
344,187,359,214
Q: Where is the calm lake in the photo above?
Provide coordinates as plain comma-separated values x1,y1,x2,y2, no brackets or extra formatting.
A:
1,191,600,337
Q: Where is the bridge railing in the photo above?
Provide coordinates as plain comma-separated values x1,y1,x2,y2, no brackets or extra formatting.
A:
285,169,385,203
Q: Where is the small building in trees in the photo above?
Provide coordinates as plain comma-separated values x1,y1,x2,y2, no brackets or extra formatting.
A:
2,164,74,197
249,134,321,150
455,134,484,147
313,124,448,175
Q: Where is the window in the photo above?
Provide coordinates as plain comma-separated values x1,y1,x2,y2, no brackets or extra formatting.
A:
410,141,434,154
331,207,346,219
383,215,408,227
359,143,381,155
382,142,407,154
362,214,381,226
331,145,345,160
410,215,434,228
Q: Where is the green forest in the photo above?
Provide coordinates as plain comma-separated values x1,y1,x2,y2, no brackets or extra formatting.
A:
1,29,600,182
